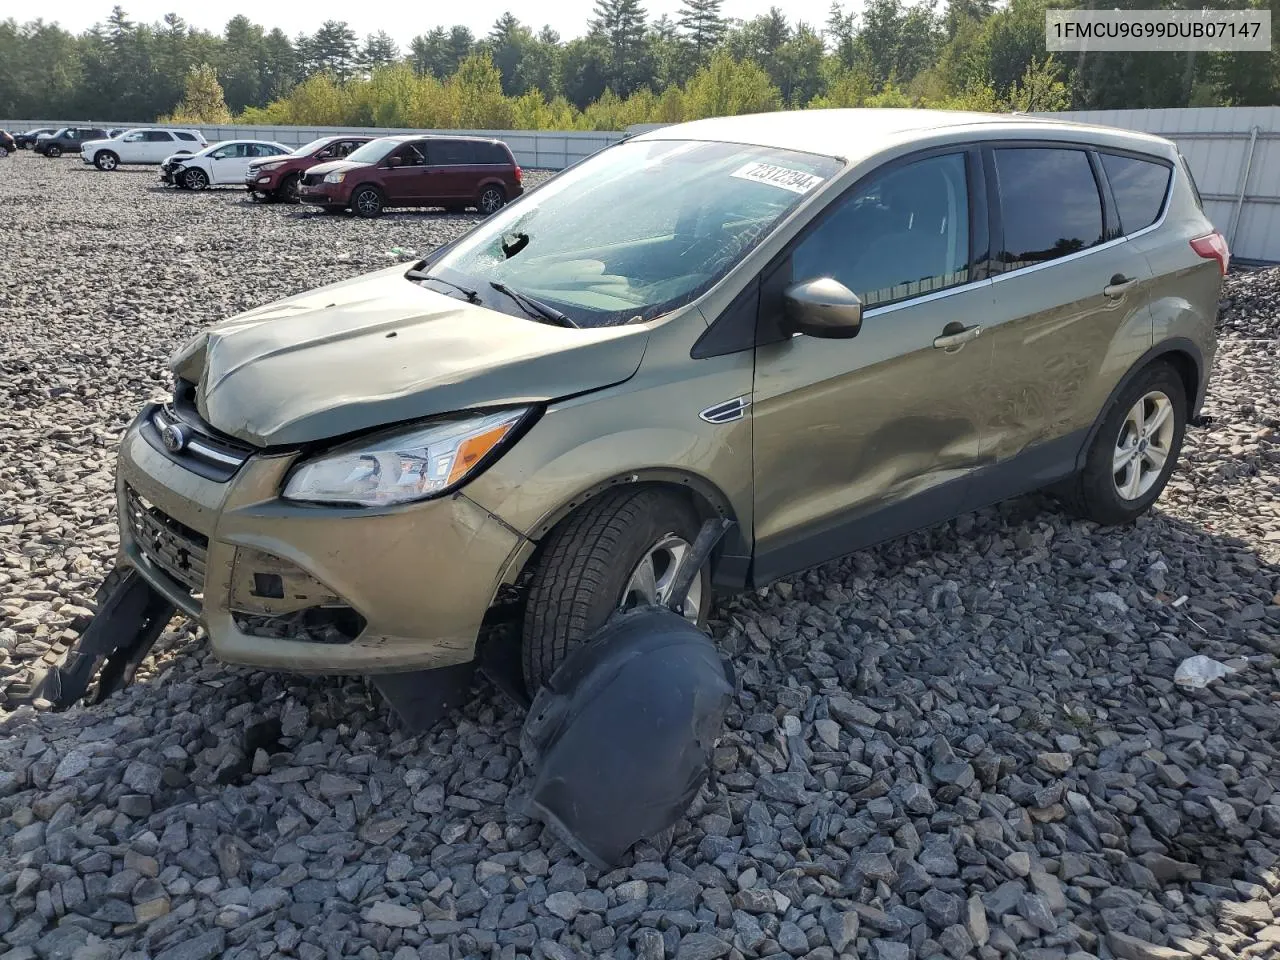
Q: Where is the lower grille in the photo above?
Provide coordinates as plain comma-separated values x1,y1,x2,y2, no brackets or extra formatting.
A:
126,487,208,597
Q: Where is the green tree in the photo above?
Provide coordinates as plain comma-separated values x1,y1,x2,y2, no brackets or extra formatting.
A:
589,0,654,96
162,62,232,123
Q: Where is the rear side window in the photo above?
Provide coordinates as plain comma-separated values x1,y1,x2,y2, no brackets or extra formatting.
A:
480,142,510,164
994,148,1104,270
431,140,476,165
1101,153,1171,234
175,132,197,142
793,152,970,308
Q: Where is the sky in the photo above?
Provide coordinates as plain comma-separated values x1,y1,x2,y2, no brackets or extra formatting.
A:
12,0,849,49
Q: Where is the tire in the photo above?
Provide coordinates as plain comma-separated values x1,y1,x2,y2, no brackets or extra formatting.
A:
45,144,62,158
1057,362,1187,526
521,487,711,692
94,150,119,171
183,168,209,190
279,173,301,203
478,185,506,215
352,185,383,218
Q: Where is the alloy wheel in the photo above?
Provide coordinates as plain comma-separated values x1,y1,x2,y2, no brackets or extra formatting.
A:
620,534,702,621
1113,390,1175,501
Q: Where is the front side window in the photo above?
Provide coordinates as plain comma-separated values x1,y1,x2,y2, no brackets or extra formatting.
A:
1102,153,1171,234
793,153,970,308
995,147,1103,271
427,139,841,328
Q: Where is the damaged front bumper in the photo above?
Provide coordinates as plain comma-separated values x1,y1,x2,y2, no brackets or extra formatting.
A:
116,404,528,674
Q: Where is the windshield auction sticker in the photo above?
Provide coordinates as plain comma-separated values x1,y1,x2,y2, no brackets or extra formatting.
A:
731,162,825,195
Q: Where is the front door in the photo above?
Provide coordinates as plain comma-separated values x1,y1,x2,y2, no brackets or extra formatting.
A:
977,144,1156,490
751,150,996,583
381,141,431,203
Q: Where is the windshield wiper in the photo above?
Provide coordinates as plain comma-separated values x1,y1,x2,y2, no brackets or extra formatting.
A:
406,269,480,304
489,281,578,328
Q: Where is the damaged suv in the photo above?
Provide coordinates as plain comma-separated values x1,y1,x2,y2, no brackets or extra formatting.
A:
47,109,1223,713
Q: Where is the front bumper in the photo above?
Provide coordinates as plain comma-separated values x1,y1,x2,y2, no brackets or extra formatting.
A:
298,181,348,206
115,405,528,674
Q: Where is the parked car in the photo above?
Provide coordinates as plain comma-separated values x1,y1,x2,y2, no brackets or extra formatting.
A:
160,140,291,190
245,135,375,202
34,127,109,158
81,127,207,170
87,108,1223,704
14,127,57,149
297,134,522,217
0,130,14,157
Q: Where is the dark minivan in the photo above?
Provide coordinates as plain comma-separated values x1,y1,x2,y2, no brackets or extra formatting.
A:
298,135,523,217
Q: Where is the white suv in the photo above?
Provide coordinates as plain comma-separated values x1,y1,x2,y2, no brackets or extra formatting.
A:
81,128,207,170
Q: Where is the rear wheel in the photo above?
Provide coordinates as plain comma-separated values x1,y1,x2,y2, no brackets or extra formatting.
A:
521,488,710,692
94,150,118,171
352,185,384,218
183,167,209,190
1057,362,1187,525
478,185,506,215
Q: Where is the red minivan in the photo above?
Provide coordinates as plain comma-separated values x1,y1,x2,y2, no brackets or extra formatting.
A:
298,135,523,217
246,135,375,202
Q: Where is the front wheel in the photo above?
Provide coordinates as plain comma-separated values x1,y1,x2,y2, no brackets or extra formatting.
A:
352,185,383,218
94,151,118,171
1057,362,1187,525
521,488,710,692
478,185,506,215
182,168,209,190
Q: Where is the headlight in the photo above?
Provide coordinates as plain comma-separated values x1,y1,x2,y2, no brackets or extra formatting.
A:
323,172,345,184
283,409,528,507
258,161,285,171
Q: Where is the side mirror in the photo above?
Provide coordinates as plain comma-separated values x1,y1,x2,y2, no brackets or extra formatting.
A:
783,277,863,339
386,156,403,168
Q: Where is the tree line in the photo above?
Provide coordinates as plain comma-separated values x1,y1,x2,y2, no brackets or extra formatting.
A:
0,0,1275,132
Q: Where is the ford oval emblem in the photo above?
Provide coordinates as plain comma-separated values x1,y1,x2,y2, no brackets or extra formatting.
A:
160,423,187,453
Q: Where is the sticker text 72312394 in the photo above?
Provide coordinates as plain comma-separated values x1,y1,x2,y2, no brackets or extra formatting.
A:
730,161,826,195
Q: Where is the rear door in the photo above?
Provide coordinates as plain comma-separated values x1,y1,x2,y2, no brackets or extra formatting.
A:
424,139,476,203
977,143,1156,491
143,130,176,162
751,148,997,582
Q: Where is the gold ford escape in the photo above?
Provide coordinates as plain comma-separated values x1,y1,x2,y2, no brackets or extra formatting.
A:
113,109,1225,693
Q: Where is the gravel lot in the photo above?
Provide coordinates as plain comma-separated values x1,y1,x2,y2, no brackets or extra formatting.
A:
2,151,1280,960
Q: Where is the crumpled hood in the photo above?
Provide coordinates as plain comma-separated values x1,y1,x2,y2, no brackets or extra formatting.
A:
174,265,649,447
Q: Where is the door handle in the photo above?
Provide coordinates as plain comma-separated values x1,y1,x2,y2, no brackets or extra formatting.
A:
933,324,983,350
1104,274,1138,298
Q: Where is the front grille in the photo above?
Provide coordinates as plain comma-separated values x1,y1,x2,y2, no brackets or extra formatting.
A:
141,380,254,482
126,487,208,597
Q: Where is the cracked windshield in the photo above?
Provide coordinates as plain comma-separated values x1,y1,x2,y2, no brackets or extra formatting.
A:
426,139,841,327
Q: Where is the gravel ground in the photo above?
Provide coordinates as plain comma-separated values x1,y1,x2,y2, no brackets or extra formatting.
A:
2,152,1280,960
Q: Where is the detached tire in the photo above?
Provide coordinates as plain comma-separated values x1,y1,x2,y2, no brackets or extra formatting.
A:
1058,362,1187,526
521,488,711,692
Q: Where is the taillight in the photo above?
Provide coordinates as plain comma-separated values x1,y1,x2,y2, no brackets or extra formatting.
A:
514,166,523,184
1190,230,1230,276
